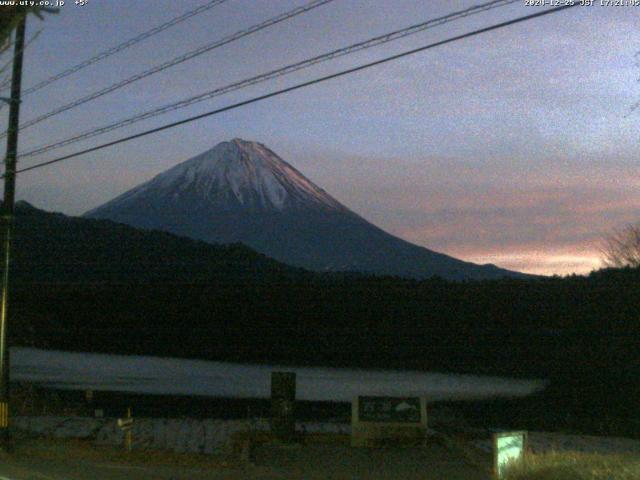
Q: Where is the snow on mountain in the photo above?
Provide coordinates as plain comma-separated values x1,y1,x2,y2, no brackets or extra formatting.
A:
90,139,347,215
85,138,526,280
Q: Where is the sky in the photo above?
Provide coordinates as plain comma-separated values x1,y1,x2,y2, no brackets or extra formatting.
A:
1,0,639,276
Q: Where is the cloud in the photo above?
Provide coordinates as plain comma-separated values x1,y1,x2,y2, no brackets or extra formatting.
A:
296,150,640,276
395,183,638,275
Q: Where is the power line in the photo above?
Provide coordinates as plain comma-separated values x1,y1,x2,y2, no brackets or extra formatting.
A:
20,0,519,159
0,0,230,97
0,29,42,94
10,3,580,178
0,29,42,78
0,0,336,139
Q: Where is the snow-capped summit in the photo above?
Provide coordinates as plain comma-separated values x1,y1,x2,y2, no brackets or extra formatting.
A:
85,139,525,280
91,138,347,214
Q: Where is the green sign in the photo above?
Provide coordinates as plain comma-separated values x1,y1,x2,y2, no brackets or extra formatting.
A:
358,396,421,423
494,431,527,479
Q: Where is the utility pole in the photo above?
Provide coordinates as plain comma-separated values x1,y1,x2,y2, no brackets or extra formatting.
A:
0,15,26,451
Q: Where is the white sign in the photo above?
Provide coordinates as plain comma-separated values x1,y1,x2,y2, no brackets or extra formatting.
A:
493,431,527,479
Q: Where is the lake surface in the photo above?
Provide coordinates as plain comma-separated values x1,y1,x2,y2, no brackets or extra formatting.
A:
11,347,545,402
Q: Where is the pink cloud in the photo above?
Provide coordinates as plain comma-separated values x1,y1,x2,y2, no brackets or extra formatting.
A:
324,160,640,276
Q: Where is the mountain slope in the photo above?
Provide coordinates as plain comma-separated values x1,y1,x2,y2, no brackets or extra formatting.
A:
7,201,300,284
85,138,524,280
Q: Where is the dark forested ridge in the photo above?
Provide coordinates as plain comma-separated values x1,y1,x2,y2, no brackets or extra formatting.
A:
14,267,639,379
5,203,640,436
8,201,304,284
6,202,639,377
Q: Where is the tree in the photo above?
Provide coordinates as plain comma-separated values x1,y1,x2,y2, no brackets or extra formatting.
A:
0,6,57,52
601,223,640,268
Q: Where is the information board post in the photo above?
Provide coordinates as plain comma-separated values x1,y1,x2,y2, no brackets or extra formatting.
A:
117,407,134,452
270,371,296,443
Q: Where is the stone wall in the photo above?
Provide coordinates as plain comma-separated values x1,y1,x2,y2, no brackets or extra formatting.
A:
12,416,350,454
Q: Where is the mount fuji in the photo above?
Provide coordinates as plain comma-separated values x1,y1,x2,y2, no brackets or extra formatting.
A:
85,139,522,280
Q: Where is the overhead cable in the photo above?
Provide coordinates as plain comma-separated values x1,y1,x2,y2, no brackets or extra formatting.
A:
1,0,336,139
20,0,519,159
11,3,580,177
2,0,230,97
0,29,42,96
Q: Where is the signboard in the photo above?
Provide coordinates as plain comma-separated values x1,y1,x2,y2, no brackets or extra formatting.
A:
358,396,421,423
351,396,427,447
117,417,133,431
493,431,527,479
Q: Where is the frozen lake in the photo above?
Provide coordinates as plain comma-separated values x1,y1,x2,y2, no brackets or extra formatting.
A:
11,347,545,402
